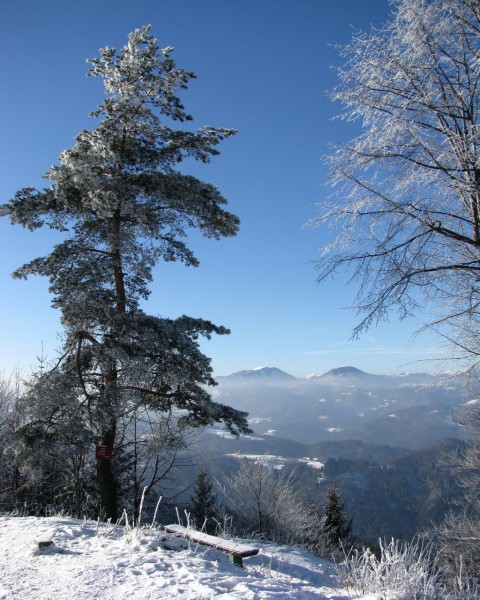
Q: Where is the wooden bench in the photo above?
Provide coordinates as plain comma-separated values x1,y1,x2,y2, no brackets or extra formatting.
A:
164,524,259,567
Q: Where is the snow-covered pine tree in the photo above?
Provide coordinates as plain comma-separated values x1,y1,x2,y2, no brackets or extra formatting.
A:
1,26,250,521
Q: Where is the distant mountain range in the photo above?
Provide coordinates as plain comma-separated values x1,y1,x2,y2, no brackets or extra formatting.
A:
217,365,456,387
193,366,473,545
212,366,473,448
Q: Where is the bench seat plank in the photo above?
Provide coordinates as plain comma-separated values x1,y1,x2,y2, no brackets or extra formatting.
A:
164,524,259,558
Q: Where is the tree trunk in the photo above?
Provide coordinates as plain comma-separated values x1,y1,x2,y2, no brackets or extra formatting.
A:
112,208,127,315
96,206,127,522
97,425,118,521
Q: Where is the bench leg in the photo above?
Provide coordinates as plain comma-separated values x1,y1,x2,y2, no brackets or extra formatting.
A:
229,554,244,568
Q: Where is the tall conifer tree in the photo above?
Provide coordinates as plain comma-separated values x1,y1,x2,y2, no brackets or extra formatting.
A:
1,26,249,520
323,485,352,551
189,468,217,533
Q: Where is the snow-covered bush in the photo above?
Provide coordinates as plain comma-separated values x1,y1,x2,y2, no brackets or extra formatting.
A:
338,538,440,600
0,371,27,513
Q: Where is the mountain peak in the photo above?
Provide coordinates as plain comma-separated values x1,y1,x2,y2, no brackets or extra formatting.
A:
323,366,367,377
308,366,377,387
220,367,297,385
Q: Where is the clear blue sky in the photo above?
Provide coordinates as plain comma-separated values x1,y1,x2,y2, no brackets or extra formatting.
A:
0,0,448,378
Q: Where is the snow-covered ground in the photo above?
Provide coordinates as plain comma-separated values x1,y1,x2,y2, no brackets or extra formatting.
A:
0,516,379,599
225,453,324,471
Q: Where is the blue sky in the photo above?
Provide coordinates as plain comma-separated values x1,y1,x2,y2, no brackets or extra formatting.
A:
0,0,448,378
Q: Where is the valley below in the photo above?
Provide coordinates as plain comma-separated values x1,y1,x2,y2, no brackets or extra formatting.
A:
186,366,474,545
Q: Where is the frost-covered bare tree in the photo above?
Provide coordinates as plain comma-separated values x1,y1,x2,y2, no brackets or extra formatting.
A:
429,405,480,591
449,405,480,509
0,26,250,521
310,2,480,585
217,460,313,544
117,408,193,522
310,0,480,368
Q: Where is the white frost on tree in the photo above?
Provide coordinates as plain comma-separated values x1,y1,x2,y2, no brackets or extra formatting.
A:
1,26,250,521
310,0,480,368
